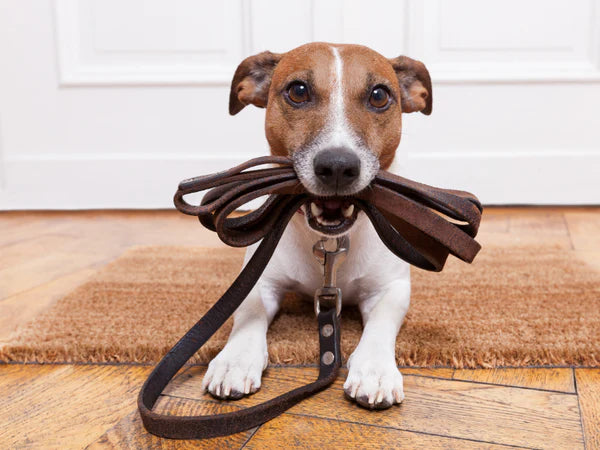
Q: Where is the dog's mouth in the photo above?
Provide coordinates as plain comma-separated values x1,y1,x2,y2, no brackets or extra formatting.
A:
302,197,359,235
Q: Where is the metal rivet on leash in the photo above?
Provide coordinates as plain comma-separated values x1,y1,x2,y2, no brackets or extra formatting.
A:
322,351,335,365
321,324,334,337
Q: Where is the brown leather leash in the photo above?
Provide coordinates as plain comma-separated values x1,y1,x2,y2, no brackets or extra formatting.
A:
138,156,482,439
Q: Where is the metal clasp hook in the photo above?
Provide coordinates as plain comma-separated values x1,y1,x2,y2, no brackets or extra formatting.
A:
312,236,350,316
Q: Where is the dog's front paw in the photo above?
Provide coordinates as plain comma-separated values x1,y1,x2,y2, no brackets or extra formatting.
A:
343,349,404,410
202,340,268,400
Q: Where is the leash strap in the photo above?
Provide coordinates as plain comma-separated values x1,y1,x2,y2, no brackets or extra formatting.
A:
138,195,342,438
139,156,483,439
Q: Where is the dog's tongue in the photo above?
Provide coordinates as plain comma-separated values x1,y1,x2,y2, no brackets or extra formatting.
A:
323,199,342,210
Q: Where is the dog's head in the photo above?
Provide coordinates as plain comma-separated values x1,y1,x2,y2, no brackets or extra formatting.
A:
229,42,432,236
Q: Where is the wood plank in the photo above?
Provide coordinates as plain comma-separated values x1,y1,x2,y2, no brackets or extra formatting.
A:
452,368,575,393
164,366,584,448
574,251,600,272
479,212,509,233
0,211,223,301
399,367,454,379
89,398,253,449
0,209,222,253
575,369,600,450
42,213,223,249
245,413,512,449
483,206,599,216
166,367,455,400
509,212,569,236
0,364,150,449
477,231,573,249
0,235,122,300
565,212,600,251
0,363,61,392
0,218,71,247
5,210,221,245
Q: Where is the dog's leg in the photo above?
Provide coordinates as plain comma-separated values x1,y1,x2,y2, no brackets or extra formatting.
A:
202,282,281,399
343,279,410,409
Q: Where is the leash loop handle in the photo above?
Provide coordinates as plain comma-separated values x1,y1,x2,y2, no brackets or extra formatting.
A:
138,198,343,439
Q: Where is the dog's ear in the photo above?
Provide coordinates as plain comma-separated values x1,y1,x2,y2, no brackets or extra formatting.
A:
229,51,282,115
388,56,432,115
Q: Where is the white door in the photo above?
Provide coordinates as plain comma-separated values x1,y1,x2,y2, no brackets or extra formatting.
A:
1,0,599,209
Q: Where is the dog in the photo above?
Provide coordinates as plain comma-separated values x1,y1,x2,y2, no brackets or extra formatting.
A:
201,42,432,409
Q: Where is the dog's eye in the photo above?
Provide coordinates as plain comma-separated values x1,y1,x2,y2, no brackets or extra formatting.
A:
369,86,390,109
287,82,309,104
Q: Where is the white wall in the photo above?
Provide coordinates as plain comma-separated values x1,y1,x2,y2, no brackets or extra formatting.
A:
0,0,599,210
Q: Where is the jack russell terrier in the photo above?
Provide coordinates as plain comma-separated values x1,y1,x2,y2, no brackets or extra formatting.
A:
201,42,432,409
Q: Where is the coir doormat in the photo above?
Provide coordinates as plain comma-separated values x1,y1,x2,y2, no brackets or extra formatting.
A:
1,245,599,368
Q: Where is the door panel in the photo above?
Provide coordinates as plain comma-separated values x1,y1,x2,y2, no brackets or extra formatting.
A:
0,0,598,209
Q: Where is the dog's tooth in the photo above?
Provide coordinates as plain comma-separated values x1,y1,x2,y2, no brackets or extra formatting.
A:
318,217,337,226
316,215,325,225
342,204,354,218
310,202,323,217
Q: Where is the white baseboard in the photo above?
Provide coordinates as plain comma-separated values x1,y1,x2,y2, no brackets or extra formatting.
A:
0,154,248,210
1,151,598,210
403,151,600,205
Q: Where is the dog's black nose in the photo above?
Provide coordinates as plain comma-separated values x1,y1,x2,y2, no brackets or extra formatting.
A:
313,148,361,190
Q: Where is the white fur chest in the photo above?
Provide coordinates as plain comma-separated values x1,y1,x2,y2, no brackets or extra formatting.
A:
246,212,411,304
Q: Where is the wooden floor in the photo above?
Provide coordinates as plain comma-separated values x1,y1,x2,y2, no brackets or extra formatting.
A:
1,207,599,449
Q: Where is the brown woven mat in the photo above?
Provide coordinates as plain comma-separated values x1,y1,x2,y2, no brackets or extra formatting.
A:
2,244,599,368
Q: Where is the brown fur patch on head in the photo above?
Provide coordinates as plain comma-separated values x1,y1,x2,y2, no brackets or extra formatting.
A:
229,51,282,115
229,43,433,171
264,43,335,157
388,56,433,115
337,45,404,169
